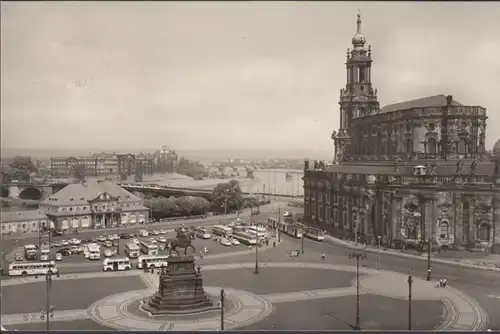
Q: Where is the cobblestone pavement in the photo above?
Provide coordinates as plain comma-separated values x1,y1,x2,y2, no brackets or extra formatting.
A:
1,262,489,331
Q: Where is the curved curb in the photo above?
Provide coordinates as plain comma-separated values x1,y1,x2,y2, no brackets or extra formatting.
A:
86,286,273,331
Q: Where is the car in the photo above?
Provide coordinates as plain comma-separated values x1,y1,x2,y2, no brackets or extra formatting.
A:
128,233,135,238
152,230,160,236
110,234,119,240
52,241,63,247
70,246,80,253
104,240,113,248
119,233,131,239
55,253,63,261
112,240,119,247
104,249,115,257
139,230,149,237
91,237,99,242
228,222,235,227
132,238,140,245
230,238,240,246
158,229,167,235
220,238,232,247
106,235,114,241
59,249,72,256
69,238,81,245
14,253,24,261
61,240,69,246
149,238,158,244
97,235,107,242
156,237,167,243
40,254,49,261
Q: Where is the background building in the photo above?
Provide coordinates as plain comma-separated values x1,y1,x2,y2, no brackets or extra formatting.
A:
39,179,148,230
1,210,51,235
153,145,178,173
303,14,499,252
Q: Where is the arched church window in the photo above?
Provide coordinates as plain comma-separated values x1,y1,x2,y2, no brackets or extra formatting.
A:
457,138,467,154
477,222,490,241
427,138,437,154
439,221,449,239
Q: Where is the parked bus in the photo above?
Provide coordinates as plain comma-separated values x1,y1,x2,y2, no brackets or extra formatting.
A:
232,231,257,245
246,225,267,240
103,257,131,271
40,244,50,261
279,222,303,238
304,226,325,241
283,211,294,224
140,241,159,255
24,245,37,260
8,261,59,277
268,217,279,229
125,242,141,258
232,225,246,233
137,255,169,269
84,243,101,260
212,225,233,237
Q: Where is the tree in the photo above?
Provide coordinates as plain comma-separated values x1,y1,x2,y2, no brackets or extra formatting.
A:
72,164,86,182
211,179,245,214
181,196,210,215
177,157,204,178
9,156,38,182
146,195,211,219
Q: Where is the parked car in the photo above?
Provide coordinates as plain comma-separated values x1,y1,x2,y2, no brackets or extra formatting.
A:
55,253,63,261
159,243,167,251
158,229,167,235
69,238,81,245
139,230,149,237
149,238,158,244
52,230,64,236
104,240,113,248
97,235,107,242
220,238,232,247
104,249,116,257
230,238,240,246
14,253,24,261
119,233,131,239
59,248,72,256
156,237,167,243
132,238,140,245
112,240,119,247
151,230,160,236
61,240,69,246
52,241,63,248
70,246,80,254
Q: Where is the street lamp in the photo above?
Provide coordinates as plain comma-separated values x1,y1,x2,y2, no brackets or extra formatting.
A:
255,236,259,274
115,207,122,255
220,288,225,331
301,224,305,254
408,270,413,330
377,235,382,270
349,250,367,330
40,269,58,331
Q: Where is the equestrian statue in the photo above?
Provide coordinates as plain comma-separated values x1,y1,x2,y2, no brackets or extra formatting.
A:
167,228,195,256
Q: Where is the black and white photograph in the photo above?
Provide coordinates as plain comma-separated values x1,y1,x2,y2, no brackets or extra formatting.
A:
1,1,499,332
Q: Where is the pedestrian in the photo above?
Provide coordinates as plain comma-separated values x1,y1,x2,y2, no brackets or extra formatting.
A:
204,247,208,256
321,253,325,260
438,278,443,288
442,277,447,288
249,245,252,251
273,241,276,248
266,239,269,247
199,250,204,259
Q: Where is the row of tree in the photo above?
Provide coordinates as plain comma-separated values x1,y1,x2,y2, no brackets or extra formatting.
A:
2,156,38,183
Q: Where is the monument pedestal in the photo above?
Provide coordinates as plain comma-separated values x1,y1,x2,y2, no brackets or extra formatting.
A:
141,255,216,315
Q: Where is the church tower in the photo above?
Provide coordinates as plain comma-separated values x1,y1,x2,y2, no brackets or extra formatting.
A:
332,12,379,162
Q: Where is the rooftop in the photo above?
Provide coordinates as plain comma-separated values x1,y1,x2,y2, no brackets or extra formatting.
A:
380,94,464,114
41,179,143,206
1,210,48,223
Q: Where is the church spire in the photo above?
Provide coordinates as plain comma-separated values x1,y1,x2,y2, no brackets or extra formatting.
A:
352,11,366,49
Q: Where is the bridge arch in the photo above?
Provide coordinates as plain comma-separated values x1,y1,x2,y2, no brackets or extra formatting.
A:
1,186,9,198
19,187,43,201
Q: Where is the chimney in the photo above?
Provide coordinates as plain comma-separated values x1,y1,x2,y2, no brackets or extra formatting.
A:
446,95,453,106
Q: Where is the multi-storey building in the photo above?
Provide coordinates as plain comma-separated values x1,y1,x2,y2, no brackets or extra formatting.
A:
153,145,178,173
40,179,148,230
303,13,500,252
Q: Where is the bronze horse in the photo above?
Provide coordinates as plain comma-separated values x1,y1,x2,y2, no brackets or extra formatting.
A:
167,231,195,256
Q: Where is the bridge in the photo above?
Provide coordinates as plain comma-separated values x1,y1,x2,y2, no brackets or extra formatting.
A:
0,181,302,201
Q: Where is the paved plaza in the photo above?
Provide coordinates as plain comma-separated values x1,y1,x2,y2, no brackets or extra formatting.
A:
1,260,490,331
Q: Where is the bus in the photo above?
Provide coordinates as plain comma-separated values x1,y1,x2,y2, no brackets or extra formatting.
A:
304,226,325,241
125,242,141,258
140,241,158,255
8,261,59,277
40,244,50,261
283,211,294,223
84,243,101,260
103,257,131,271
232,225,246,233
246,225,267,240
24,245,37,260
232,231,257,245
268,217,279,229
137,255,169,269
279,222,303,238
212,225,233,237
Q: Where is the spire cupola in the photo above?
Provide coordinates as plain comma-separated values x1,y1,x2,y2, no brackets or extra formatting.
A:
351,12,366,49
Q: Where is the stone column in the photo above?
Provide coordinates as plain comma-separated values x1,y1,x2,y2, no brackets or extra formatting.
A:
469,196,476,245
391,193,402,241
453,192,463,247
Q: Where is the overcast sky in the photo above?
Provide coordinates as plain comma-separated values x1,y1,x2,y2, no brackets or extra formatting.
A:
1,1,499,153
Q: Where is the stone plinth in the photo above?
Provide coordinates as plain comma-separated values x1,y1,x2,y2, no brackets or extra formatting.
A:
141,255,216,315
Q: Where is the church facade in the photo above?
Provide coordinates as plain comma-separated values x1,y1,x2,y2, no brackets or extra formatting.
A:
303,14,500,252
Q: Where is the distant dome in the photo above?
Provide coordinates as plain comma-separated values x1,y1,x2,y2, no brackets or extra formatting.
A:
352,13,366,49
493,139,500,156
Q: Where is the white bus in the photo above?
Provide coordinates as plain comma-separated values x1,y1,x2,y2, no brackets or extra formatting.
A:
24,245,37,260
304,226,325,241
246,226,267,240
8,261,59,277
212,225,233,237
140,241,158,255
103,257,131,271
125,242,141,258
232,231,257,245
137,255,169,269
84,243,101,260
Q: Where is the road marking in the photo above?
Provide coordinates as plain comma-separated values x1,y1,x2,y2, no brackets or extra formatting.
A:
488,295,500,299
1,309,88,325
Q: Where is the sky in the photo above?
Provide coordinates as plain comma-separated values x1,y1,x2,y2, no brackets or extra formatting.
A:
1,1,500,154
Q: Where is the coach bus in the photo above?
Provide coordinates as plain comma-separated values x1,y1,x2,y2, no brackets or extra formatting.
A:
125,242,141,258
140,241,159,256
232,231,257,245
8,261,59,277
212,225,233,237
137,255,169,269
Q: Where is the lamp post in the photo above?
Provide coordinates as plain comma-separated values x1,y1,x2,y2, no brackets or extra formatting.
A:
377,235,381,270
349,250,367,330
115,207,122,255
301,224,305,254
427,234,432,281
220,288,225,331
408,270,413,331
252,205,259,274
40,269,58,331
